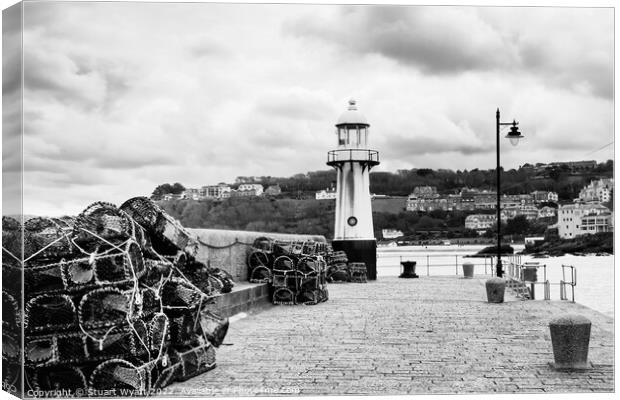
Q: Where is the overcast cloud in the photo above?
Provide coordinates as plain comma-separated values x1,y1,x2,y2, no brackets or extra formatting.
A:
2,2,614,216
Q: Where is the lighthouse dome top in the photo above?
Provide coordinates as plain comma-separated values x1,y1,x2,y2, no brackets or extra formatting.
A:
336,99,369,126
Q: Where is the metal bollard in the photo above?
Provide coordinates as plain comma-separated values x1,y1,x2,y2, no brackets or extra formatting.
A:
485,277,505,303
549,314,592,369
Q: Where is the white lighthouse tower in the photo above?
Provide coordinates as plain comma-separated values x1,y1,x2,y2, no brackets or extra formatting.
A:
327,99,380,279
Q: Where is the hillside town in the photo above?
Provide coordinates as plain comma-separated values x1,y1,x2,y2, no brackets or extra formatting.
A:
401,177,613,239
154,164,613,243
165,182,282,200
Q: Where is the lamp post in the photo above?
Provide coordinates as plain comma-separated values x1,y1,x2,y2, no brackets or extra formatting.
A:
495,108,523,278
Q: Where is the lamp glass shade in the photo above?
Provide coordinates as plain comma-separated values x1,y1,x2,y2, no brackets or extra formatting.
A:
505,128,523,147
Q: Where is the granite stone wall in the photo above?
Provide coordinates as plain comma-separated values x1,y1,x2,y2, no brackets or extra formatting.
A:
188,228,326,281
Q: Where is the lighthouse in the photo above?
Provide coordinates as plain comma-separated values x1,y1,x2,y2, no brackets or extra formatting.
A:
327,99,380,280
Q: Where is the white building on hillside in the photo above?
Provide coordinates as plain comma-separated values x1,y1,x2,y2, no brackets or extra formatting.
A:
548,191,559,202
238,183,263,196
579,213,613,235
464,214,497,233
579,178,613,203
182,188,201,200
557,203,612,239
382,229,403,239
537,206,557,219
531,190,559,203
202,183,231,199
316,189,337,200
502,205,539,220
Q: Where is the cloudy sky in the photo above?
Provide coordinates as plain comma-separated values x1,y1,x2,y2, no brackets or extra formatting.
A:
2,1,614,216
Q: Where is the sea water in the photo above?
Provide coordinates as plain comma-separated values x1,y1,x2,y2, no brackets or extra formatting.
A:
377,244,614,318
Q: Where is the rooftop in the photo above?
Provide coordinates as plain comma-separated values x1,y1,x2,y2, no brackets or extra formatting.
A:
336,99,369,126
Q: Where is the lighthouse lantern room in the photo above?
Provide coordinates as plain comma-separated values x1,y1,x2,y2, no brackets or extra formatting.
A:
327,99,380,280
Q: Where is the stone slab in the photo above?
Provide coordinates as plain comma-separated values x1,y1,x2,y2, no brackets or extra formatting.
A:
167,276,614,395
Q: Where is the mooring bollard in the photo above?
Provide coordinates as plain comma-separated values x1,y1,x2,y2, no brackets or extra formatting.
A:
549,314,592,369
462,262,474,278
485,277,505,303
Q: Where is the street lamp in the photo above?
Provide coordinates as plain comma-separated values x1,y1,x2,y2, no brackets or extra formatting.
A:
496,108,523,278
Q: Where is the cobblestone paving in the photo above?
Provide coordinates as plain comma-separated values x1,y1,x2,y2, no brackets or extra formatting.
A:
169,276,614,395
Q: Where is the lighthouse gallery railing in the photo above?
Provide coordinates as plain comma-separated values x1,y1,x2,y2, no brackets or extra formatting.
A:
327,149,380,164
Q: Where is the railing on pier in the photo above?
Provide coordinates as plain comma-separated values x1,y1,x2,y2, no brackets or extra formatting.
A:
394,253,576,302
560,265,577,302
398,254,496,276
504,259,550,300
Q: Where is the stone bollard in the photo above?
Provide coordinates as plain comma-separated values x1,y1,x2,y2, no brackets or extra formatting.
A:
485,278,505,303
462,262,474,278
549,314,592,369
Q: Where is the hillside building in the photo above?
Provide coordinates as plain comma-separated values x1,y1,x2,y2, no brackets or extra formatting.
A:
406,196,447,212
181,188,201,200
537,206,557,219
412,186,439,198
578,178,613,203
382,229,403,239
316,189,337,200
203,183,232,199
547,160,597,172
531,190,558,203
264,184,282,196
464,214,500,234
557,203,612,239
237,183,263,196
502,204,539,220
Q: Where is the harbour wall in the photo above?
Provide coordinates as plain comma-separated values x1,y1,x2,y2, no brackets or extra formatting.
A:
188,228,326,282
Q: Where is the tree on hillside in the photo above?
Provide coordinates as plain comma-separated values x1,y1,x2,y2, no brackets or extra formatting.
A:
170,182,185,194
416,168,433,177
153,183,172,196
152,182,185,198
504,215,530,235
416,215,441,230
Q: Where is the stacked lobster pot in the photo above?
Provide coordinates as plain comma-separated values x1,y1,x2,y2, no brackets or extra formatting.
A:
2,216,23,393
2,197,232,397
325,251,368,283
247,238,329,305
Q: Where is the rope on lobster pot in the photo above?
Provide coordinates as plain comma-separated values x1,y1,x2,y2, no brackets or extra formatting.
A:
75,228,129,254
123,243,157,362
192,295,204,332
1,247,21,264
78,317,120,352
142,266,173,305
73,202,135,248
72,229,148,356
89,358,148,395
24,216,75,259
73,233,142,290
146,241,227,300
22,235,67,264
195,237,254,249
149,313,170,363
130,318,152,364
171,264,220,300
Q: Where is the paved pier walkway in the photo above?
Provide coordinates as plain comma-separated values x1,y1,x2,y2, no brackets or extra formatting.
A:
170,276,614,395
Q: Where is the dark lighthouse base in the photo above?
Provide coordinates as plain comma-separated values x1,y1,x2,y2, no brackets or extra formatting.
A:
331,239,377,280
